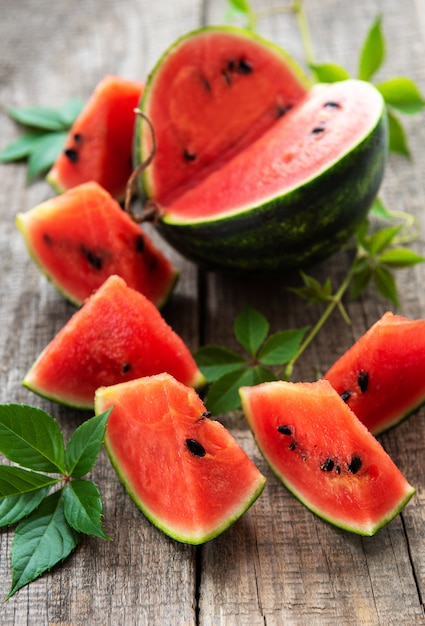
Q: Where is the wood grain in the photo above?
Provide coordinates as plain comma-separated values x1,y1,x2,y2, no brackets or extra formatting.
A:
1,0,425,624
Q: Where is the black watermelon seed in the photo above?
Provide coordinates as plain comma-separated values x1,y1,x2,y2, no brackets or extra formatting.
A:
311,127,325,134
335,465,341,475
200,76,211,92
289,443,297,451
64,147,79,163
324,101,341,109
320,458,335,472
276,104,292,118
186,439,206,457
237,58,253,74
340,390,351,403
121,363,131,374
81,246,103,270
136,234,145,253
358,370,369,393
348,456,362,474
201,411,212,418
277,425,292,435
227,58,236,72
183,150,197,161
73,133,83,143
43,233,53,246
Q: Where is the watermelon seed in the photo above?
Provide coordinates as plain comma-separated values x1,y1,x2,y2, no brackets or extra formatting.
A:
320,458,335,472
277,425,292,435
136,235,145,253
289,443,297,451
201,411,212,418
183,150,197,161
358,370,369,393
200,76,211,92
335,465,341,474
64,147,79,163
81,245,103,270
186,439,206,457
43,233,53,246
324,101,341,109
237,58,253,74
340,390,351,402
227,59,236,72
222,71,232,86
73,133,82,143
121,363,131,374
276,104,293,118
311,127,325,135
348,456,362,474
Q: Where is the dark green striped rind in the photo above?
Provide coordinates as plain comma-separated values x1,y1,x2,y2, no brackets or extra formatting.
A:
156,107,388,273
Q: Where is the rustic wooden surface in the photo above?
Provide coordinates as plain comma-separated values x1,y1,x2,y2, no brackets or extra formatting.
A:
1,0,425,624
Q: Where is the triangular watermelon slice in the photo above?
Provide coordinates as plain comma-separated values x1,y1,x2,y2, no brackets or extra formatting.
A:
95,373,266,544
22,275,205,409
240,379,415,536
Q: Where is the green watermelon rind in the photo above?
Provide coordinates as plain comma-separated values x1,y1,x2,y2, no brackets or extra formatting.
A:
134,24,312,200
155,89,388,272
103,433,266,545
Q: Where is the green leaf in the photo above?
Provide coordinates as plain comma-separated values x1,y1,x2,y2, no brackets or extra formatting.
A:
56,97,85,126
374,265,399,306
65,409,112,478
0,465,60,497
26,131,68,182
205,366,275,415
6,490,80,599
289,271,332,305
0,488,50,528
377,247,425,268
358,14,385,81
377,77,425,114
227,0,251,12
234,305,269,357
350,261,373,300
63,480,109,539
193,345,246,382
258,327,308,366
309,63,350,83
368,225,402,255
0,129,45,162
7,105,71,131
0,405,65,474
387,109,411,157
369,197,392,220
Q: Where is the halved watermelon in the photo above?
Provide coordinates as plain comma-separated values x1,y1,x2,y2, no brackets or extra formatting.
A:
16,181,178,308
22,275,205,409
47,75,144,201
134,26,387,272
240,379,415,536
324,312,425,435
95,373,266,544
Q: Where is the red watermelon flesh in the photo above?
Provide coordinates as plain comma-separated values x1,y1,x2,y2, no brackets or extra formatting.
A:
95,373,266,544
22,275,205,409
47,75,143,201
240,379,415,536
139,26,310,203
16,181,178,308
324,312,425,435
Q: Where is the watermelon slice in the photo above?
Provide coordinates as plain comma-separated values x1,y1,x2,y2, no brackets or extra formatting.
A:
95,373,266,544
134,26,387,272
22,275,205,409
16,181,178,308
47,75,143,201
324,312,425,435
240,379,415,536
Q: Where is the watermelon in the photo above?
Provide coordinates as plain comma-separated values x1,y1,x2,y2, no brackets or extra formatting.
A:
239,379,415,536
16,181,178,308
95,373,266,544
133,26,388,272
324,312,425,436
47,75,143,201
22,275,205,409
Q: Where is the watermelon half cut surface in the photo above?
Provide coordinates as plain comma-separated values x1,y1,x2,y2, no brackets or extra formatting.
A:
324,312,425,435
135,26,388,272
17,181,178,308
240,379,415,536
95,373,266,544
22,275,205,409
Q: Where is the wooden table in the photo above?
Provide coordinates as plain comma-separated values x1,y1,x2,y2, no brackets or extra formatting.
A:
1,0,425,623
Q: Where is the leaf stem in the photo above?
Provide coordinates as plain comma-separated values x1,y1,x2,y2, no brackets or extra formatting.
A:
292,0,316,67
283,267,353,379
